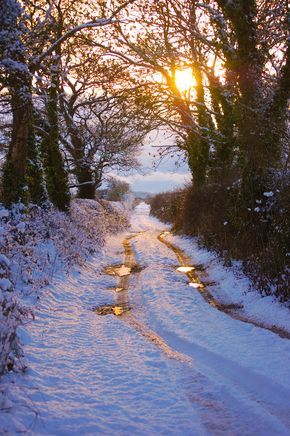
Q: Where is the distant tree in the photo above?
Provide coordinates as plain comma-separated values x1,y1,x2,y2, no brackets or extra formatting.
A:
106,177,131,201
60,90,147,199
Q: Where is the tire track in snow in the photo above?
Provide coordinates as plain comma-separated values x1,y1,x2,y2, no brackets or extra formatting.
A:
96,232,191,363
107,230,290,432
130,225,290,431
158,231,290,340
127,222,290,433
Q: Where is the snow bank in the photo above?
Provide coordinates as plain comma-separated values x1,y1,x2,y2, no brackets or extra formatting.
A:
168,234,290,334
0,199,129,376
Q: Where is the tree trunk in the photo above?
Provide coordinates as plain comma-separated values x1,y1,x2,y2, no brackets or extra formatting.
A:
207,72,237,184
9,91,29,180
217,0,267,204
41,14,70,211
76,172,95,199
166,74,209,186
60,92,96,199
3,75,45,206
1,0,45,207
42,80,70,211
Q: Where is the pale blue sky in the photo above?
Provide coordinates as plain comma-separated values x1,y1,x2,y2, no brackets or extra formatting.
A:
109,130,191,193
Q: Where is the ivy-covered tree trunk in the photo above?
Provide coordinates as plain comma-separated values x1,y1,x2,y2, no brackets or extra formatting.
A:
1,0,45,207
168,78,210,187
2,86,30,205
42,80,70,211
75,164,95,199
264,29,290,169
207,71,237,184
216,0,272,208
41,11,70,212
25,114,46,206
194,62,213,186
187,132,208,187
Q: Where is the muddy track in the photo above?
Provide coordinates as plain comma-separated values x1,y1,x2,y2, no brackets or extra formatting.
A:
95,233,191,362
158,231,290,340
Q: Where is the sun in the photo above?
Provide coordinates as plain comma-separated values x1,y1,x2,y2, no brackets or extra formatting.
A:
175,69,196,93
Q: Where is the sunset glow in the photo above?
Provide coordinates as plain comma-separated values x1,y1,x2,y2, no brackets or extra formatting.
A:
174,69,196,93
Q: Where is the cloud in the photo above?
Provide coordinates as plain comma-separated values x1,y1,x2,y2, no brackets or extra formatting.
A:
106,129,191,193
108,171,191,193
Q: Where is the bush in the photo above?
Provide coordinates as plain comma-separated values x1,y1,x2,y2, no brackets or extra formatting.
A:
149,174,290,302
149,189,186,227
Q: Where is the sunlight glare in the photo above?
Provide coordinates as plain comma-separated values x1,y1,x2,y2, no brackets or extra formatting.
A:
177,266,195,273
175,69,196,93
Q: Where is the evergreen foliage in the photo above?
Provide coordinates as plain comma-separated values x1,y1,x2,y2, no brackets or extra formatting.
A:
25,119,47,206
1,158,26,207
41,81,70,212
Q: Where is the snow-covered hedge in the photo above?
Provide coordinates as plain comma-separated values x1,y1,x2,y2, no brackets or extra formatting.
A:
0,199,129,376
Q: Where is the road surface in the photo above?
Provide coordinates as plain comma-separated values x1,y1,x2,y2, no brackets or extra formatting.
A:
2,203,290,435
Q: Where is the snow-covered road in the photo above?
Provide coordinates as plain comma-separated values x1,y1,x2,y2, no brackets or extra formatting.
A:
2,203,290,435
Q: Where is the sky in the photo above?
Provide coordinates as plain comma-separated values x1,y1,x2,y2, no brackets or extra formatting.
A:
109,130,191,194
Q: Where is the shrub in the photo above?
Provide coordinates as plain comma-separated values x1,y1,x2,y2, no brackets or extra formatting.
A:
149,174,290,302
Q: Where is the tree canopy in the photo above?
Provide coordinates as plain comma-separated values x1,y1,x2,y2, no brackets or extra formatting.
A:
0,0,289,210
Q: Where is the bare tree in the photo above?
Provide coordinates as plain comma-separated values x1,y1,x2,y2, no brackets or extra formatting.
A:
58,54,156,198
0,0,136,207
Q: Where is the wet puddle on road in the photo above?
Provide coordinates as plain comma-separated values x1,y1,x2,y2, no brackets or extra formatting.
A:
94,234,138,317
158,232,211,300
94,303,131,316
103,265,131,277
177,266,195,273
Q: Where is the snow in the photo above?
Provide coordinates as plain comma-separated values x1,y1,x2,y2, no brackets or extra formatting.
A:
0,254,11,268
263,191,274,197
0,199,129,380
0,209,9,219
0,278,12,291
0,202,290,434
130,202,166,232
167,234,290,333
16,222,26,232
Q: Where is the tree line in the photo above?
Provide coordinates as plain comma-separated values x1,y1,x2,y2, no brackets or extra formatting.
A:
1,1,289,208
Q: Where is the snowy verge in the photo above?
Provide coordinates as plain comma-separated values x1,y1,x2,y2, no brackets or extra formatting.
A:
0,199,129,376
168,234,290,334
